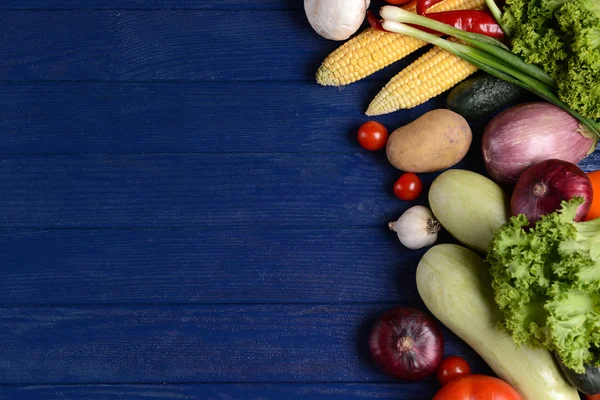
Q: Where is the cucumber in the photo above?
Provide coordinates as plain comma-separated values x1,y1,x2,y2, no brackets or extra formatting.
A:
446,73,526,121
428,169,510,254
557,358,600,395
417,244,579,400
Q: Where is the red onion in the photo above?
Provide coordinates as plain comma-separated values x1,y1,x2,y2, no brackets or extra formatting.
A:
369,307,443,381
482,102,598,185
511,159,593,223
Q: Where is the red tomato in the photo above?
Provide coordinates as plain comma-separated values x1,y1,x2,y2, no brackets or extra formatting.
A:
357,121,388,151
384,0,413,4
393,173,423,201
434,375,523,400
586,395,600,400
585,170,600,221
437,356,471,386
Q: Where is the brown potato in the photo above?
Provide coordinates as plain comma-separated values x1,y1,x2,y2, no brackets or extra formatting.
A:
386,109,472,173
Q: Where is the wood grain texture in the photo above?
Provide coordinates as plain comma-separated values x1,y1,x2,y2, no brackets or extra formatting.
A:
2,151,597,228
0,81,443,154
0,10,379,81
4,151,598,228
0,228,435,304
0,383,438,400
579,153,600,172
0,305,491,384
3,0,600,396
0,153,485,228
1,0,303,9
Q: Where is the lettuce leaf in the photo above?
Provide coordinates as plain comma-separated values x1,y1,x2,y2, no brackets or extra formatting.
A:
487,198,600,373
502,0,600,119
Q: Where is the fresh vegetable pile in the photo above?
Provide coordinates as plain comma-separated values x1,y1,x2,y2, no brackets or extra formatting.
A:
379,4,600,136
315,0,488,113
303,0,600,398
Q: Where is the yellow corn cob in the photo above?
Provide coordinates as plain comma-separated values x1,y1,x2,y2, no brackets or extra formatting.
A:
403,0,485,13
316,28,426,87
403,0,418,13
427,0,484,12
366,41,478,116
316,0,485,87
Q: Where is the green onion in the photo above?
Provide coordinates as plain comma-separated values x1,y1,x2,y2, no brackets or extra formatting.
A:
380,18,600,137
484,0,511,37
381,6,508,50
380,6,556,88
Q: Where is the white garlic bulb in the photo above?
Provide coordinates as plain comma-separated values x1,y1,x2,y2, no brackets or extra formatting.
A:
304,0,371,41
389,206,441,250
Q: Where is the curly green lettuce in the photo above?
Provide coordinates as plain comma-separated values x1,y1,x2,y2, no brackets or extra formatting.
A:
502,0,600,119
487,198,600,373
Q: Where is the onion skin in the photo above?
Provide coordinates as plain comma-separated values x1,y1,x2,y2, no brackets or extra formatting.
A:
369,307,443,381
482,102,598,185
511,159,593,224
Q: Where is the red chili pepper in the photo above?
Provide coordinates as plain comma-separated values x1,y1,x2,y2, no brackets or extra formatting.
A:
421,10,505,38
366,10,387,32
417,0,444,15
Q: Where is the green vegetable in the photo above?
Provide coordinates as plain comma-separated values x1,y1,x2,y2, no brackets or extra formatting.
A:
429,170,510,253
502,0,600,119
446,73,526,121
379,5,600,137
487,197,600,374
484,0,510,36
558,360,600,395
417,244,579,400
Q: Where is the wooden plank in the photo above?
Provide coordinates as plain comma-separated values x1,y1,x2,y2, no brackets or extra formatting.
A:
0,305,491,383
0,228,438,304
580,154,600,172
0,153,461,228
1,152,597,228
0,0,303,9
0,383,438,400
0,81,442,154
0,0,384,10
0,10,423,81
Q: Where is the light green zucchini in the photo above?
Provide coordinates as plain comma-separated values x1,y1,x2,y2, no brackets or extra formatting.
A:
429,169,510,253
416,244,578,400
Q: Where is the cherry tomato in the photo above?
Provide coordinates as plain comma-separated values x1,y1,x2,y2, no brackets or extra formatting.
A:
393,173,423,201
385,0,413,4
585,170,600,221
437,356,471,386
587,395,600,400
434,375,523,400
357,121,388,151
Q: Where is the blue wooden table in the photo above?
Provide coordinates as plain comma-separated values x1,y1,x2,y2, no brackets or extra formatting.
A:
1,1,598,399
